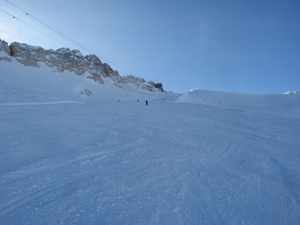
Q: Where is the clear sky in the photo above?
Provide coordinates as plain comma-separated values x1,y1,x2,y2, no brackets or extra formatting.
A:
0,0,299,93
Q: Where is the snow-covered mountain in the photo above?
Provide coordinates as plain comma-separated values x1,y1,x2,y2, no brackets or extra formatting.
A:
176,89,300,117
0,39,164,95
1,39,300,225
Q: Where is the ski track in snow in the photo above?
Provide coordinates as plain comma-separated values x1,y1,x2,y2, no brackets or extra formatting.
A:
0,100,299,225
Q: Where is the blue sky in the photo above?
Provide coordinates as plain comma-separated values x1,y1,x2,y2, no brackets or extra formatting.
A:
0,0,299,93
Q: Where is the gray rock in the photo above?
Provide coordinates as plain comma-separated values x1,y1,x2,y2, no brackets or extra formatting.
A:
155,83,164,92
9,42,41,67
0,39,11,56
2,39,164,92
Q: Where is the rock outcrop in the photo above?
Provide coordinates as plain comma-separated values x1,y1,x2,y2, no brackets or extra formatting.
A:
155,83,164,92
0,39,11,55
0,40,12,62
0,39,163,92
118,75,158,92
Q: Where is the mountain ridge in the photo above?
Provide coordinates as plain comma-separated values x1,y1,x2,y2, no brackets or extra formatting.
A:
1,38,299,118
0,39,164,92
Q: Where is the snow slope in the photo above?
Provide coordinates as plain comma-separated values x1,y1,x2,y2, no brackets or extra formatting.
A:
176,89,300,117
0,51,168,104
1,57,300,224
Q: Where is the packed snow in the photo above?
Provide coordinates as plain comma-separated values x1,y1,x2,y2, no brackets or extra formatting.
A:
0,55,300,225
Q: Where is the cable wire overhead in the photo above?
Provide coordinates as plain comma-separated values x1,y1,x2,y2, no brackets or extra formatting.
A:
3,0,136,76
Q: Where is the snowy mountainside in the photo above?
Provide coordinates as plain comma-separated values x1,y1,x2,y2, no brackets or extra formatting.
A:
1,91,299,224
176,89,300,117
1,40,300,224
0,50,170,104
0,39,164,94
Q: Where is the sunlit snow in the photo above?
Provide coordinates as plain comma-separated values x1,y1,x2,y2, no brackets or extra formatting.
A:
1,55,300,225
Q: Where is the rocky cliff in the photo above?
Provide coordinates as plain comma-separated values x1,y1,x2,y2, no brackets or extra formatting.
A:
0,39,163,92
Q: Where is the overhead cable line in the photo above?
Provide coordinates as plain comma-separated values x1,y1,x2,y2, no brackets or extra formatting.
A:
0,7,71,48
4,0,136,76
4,0,94,54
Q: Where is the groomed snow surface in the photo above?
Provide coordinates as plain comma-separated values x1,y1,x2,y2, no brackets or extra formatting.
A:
1,57,300,224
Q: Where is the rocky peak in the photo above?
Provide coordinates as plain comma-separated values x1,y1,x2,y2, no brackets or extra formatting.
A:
0,39,164,92
0,39,12,62
0,39,11,55
154,83,164,92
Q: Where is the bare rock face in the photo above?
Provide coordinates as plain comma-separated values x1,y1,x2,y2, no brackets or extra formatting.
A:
1,40,164,92
47,48,87,75
155,83,164,92
0,39,12,62
8,42,121,85
120,75,158,92
0,39,11,56
10,42,43,67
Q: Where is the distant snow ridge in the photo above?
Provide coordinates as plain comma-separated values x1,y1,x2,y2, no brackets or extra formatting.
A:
176,89,300,116
283,91,298,95
0,39,163,92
